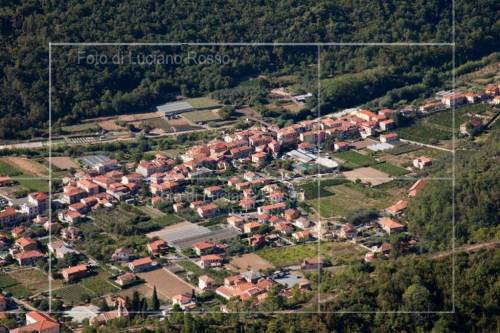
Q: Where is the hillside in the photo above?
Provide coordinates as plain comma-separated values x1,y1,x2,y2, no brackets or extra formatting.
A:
1,0,499,139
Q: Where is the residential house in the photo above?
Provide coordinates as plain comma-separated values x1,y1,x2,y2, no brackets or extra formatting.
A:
292,230,310,242
257,202,286,215
9,311,59,333
378,218,405,234
379,119,395,131
243,221,261,234
380,133,399,143
199,254,223,268
197,203,218,218
301,258,325,270
413,156,432,169
15,250,44,266
62,264,89,282
199,275,215,290
333,141,349,152
147,239,168,256
227,215,245,228
0,176,12,187
111,248,133,262
338,224,357,239
385,199,409,216
28,192,49,212
408,178,426,197
128,257,154,273
204,186,223,198
0,207,17,227
47,240,77,259
115,273,139,287
15,236,37,252
172,293,196,311
193,241,217,256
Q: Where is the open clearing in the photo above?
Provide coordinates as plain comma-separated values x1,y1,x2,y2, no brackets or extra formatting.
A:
8,268,60,294
183,110,221,123
342,167,392,185
50,156,80,170
229,253,275,272
258,242,365,267
185,97,221,109
1,157,48,177
308,182,401,218
53,284,94,304
138,268,194,298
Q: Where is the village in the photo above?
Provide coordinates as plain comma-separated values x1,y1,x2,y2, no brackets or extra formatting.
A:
0,76,498,331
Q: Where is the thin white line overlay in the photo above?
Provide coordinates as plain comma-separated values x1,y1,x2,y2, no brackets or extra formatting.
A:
46,41,456,315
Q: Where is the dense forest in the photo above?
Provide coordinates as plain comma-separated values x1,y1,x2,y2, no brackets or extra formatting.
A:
406,125,500,251
1,0,499,139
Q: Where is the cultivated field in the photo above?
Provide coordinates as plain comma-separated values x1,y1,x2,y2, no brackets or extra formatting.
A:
49,156,80,170
138,268,194,298
229,253,275,272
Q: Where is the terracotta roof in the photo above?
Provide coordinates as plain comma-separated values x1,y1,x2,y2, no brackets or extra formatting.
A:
131,257,152,267
62,264,88,275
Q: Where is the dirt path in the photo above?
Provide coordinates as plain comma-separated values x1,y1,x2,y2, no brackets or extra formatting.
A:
430,240,500,260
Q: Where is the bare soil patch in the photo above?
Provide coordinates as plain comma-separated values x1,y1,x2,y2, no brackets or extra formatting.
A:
229,253,275,273
2,157,48,177
138,268,194,299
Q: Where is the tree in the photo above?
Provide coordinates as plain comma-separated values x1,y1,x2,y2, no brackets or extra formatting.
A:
219,106,236,120
151,286,160,312
403,283,431,311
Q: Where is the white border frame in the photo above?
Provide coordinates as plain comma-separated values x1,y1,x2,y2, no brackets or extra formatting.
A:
45,40,456,315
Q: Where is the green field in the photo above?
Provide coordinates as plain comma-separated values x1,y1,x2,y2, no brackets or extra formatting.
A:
183,110,221,123
0,273,30,298
8,269,60,294
151,214,183,227
145,118,174,132
185,97,221,109
53,284,94,304
308,183,397,218
0,160,22,176
334,151,378,168
372,162,409,176
300,178,348,200
395,122,452,144
426,104,493,130
258,242,365,267
80,271,118,296
12,177,49,192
